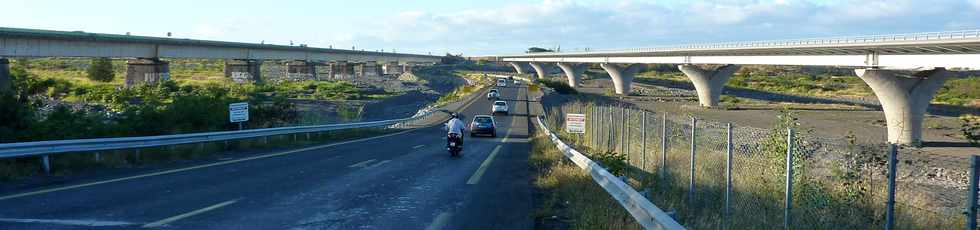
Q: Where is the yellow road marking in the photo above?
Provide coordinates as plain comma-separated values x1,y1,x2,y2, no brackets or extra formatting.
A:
467,145,502,185
424,212,453,230
0,129,418,201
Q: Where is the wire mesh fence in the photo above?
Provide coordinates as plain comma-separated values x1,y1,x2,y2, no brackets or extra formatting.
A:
542,100,975,229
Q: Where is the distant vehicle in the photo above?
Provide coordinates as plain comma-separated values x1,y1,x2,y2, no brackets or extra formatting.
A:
469,115,497,137
487,89,500,100
492,100,509,115
497,79,507,87
513,79,521,85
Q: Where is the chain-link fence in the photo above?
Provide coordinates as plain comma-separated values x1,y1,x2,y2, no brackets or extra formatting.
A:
542,100,975,229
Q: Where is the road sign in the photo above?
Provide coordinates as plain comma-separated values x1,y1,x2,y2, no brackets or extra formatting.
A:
229,102,249,123
566,113,586,134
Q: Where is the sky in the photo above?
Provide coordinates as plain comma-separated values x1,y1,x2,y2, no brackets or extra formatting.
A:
3,0,980,56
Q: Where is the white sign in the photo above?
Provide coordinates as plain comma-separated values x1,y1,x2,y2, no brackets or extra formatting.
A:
565,113,586,134
229,102,249,123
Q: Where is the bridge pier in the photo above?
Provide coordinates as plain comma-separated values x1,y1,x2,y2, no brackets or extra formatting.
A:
0,58,10,92
678,64,741,107
600,63,642,95
125,58,170,87
328,61,352,80
856,68,951,146
528,62,549,81
556,62,588,88
286,60,317,81
225,59,262,83
355,61,382,78
403,62,416,74
383,62,402,75
509,62,526,75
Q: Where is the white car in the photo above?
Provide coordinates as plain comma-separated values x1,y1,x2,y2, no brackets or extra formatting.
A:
496,79,507,87
491,100,509,115
513,79,521,85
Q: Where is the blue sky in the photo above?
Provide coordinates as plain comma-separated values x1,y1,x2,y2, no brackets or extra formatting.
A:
3,0,980,56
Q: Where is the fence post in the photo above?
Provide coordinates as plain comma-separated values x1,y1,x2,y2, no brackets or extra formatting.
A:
624,108,630,177
968,155,979,230
642,111,647,173
784,128,795,229
607,106,614,152
689,116,697,206
41,155,51,174
885,143,898,230
661,112,668,180
726,123,733,226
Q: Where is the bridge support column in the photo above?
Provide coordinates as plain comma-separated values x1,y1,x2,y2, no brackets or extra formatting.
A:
0,58,10,92
286,60,317,81
329,61,352,80
125,58,170,87
856,68,951,146
355,61,382,78
509,62,526,74
678,64,741,107
528,62,549,81
225,59,262,83
600,63,642,95
556,62,588,88
383,61,402,75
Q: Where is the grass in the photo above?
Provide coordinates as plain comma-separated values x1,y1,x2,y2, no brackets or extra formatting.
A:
542,100,967,229
529,133,642,230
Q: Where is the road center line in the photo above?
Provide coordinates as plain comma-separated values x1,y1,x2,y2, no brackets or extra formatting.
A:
363,160,391,170
424,212,452,230
348,159,377,168
412,145,425,149
467,145,502,185
0,129,418,201
142,199,238,228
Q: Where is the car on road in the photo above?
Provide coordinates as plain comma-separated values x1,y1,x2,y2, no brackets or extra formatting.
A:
469,115,497,137
513,79,521,85
487,89,500,100
497,78,507,87
492,100,509,115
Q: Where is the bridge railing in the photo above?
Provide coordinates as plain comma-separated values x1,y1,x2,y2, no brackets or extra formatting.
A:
504,29,980,56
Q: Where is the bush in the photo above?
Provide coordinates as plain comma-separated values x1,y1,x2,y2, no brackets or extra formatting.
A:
86,58,115,82
538,79,577,94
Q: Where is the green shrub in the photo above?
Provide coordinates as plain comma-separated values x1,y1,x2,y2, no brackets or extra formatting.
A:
538,79,577,94
86,58,114,82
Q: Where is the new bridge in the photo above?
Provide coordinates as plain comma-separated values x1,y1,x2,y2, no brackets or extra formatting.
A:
487,30,980,145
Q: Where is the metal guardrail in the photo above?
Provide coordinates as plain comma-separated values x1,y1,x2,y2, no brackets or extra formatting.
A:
535,116,685,230
497,29,980,57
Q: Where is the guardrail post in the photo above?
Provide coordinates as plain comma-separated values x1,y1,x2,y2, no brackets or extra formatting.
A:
689,116,697,206
967,155,979,230
661,112,668,180
94,152,101,162
886,143,898,230
725,123,733,228
784,128,795,229
41,155,51,174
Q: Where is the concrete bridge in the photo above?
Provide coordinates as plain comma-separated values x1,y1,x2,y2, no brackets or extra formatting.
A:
486,30,980,146
0,27,440,86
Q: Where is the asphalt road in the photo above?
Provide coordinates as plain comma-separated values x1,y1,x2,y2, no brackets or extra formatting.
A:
0,84,534,230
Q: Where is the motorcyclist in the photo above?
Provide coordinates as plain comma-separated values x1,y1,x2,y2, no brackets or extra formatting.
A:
445,113,466,147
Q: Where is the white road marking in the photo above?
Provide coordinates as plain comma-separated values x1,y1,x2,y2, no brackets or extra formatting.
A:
348,159,377,168
142,199,239,228
424,212,452,230
412,145,425,149
0,218,135,227
0,129,418,201
467,145,502,185
364,160,391,170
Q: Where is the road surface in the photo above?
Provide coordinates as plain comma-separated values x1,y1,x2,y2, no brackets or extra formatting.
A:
0,85,535,230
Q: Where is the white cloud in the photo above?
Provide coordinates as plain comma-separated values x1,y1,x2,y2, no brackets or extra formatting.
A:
330,0,980,55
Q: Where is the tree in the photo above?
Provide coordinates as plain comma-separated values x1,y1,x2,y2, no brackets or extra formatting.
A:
526,47,554,53
87,58,115,82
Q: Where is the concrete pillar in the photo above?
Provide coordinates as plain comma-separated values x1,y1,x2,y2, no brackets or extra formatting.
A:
383,61,402,75
329,61,352,80
556,62,588,88
529,62,551,81
509,62,525,74
0,58,9,92
286,60,316,81
678,64,741,107
354,61,382,78
856,68,951,146
125,58,170,87
403,62,415,73
225,59,262,83
599,63,642,95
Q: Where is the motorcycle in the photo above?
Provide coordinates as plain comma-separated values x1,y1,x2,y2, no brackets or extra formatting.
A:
447,133,462,157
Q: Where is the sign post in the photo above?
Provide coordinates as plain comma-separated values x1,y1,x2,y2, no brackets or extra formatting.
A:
229,102,249,130
565,113,586,134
